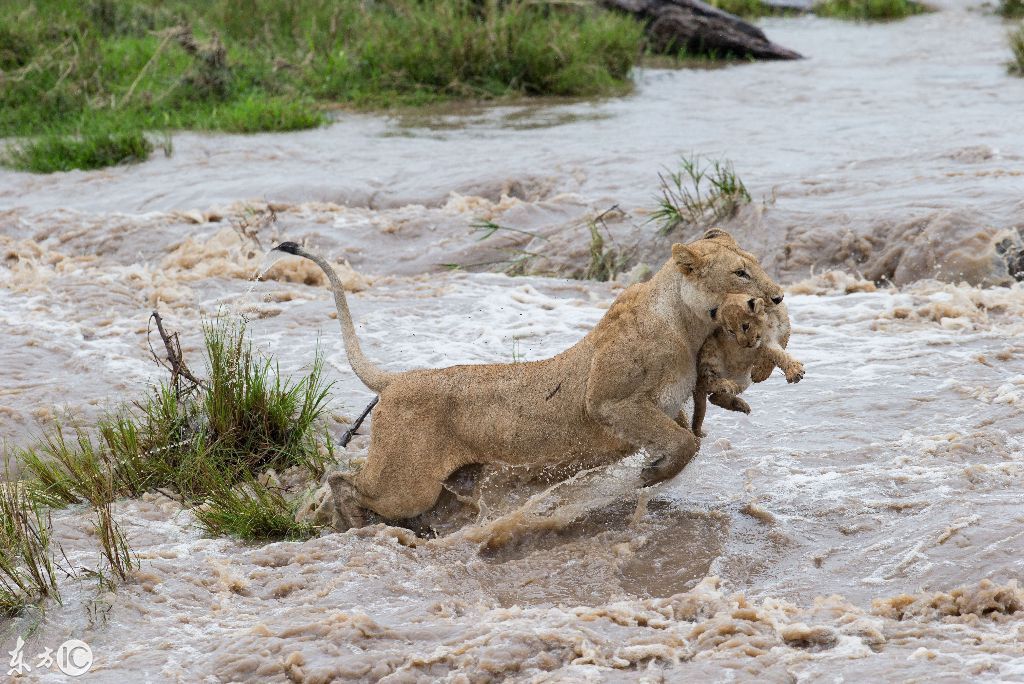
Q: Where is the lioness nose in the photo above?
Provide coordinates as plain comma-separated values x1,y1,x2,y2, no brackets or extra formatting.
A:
771,294,784,304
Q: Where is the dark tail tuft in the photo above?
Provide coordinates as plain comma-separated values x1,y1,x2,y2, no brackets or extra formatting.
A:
273,241,301,255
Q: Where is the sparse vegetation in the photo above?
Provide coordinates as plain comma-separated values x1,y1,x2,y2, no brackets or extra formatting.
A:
1010,24,1024,75
94,500,138,582
584,210,631,282
0,316,334,618
0,474,61,616
18,317,334,542
812,0,928,20
652,155,751,235
0,0,646,172
999,0,1024,18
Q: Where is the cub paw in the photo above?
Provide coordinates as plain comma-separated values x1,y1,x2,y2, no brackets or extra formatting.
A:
730,397,751,414
711,379,741,396
784,362,805,384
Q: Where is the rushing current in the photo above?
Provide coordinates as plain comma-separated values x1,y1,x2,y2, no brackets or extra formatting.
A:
2,0,1023,680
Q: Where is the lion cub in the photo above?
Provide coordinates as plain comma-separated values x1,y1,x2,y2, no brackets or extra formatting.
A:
691,294,804,436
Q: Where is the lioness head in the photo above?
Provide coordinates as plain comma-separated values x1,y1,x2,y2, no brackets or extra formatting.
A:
671,229,784,307
715,294,766,348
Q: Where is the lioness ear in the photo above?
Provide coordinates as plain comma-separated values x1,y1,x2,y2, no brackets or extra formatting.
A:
703,228,738,246
672,243,704,276
709,307,718,320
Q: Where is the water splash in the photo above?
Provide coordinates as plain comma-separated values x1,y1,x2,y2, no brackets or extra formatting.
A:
218,248,291,317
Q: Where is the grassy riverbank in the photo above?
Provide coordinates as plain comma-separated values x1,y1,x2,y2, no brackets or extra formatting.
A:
709,0,928,20
0,0,643,172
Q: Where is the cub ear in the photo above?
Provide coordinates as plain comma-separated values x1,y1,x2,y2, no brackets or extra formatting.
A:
672,243,704,276
703,228,738,246
748,298,765,314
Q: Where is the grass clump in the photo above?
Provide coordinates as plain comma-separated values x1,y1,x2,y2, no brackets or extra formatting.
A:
0,475,60,617
652,155,751,235
584,208,631,282
1,0,647,171
999,0,1024,18
812,0,929,20
194,479,316,541
1010,24,1024,75
19,317,333,542
94,500,138,583
4,129,154,173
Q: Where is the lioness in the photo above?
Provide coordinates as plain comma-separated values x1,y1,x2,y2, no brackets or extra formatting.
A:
691,294,804,436
274,229,784,529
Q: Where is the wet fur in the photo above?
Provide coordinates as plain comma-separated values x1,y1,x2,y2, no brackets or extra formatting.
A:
692,295,804,437
275,231,784,528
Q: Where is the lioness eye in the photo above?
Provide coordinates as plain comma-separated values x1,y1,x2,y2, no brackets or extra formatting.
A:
734,269,749,279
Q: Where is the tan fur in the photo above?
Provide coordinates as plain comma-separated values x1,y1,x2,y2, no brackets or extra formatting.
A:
276,230,784,527
691,295,804,437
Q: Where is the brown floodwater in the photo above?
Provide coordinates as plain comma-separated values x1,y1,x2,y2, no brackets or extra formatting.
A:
2,0,1024,680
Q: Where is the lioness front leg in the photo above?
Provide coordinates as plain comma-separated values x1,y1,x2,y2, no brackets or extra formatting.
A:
763,344,804,383
328,472,368,530
590,398,700,488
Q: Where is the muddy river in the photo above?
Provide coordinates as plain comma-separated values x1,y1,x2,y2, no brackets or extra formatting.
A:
2,0,1023,680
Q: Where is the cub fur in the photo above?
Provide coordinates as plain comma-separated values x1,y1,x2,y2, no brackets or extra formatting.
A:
274,230,784,529
691,293,804,436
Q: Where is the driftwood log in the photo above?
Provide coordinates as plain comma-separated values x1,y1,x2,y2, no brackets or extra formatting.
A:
598,0,802,60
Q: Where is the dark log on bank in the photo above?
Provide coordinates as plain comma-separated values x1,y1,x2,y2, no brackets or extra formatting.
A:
598,0,803,61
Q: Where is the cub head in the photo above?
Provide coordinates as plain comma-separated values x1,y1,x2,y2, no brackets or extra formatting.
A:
713,294,766,348
672,229,784,307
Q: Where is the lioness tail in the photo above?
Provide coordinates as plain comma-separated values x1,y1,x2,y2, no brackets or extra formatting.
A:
273,242,394,393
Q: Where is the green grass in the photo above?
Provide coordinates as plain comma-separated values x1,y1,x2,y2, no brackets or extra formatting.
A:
812,0,929,20
3,129,154,173
0,315,332,619
194,479,317,541
651,155,751,235
999,0,1024,18
707,0,801,18
710,0,929,19
1010,24,1024,75
18,317,333,542
0,474,60,617
94,500,137,582
584,211,631,282
0,0,646,172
